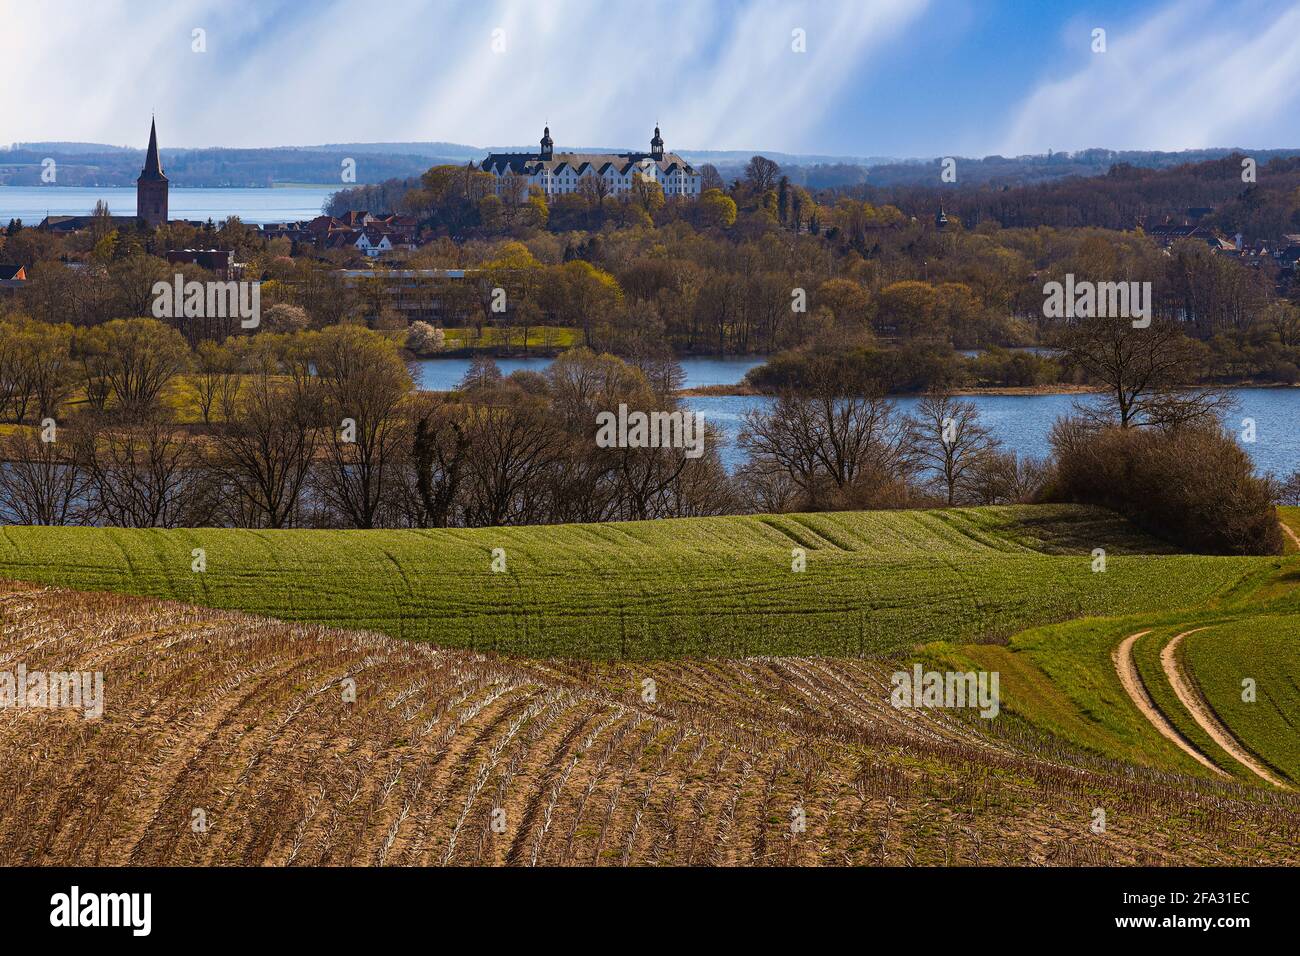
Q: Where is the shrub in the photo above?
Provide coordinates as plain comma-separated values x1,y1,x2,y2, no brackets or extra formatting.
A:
407,321,445,354
262,303,310,333
745,343,966,395
1045,421,1283,555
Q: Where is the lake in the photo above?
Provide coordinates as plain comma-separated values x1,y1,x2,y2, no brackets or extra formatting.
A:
687,390,1300,477
0,185,339,225
415,356,1300,477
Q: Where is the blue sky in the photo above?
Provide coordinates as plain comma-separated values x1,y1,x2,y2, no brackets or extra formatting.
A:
4,0,1299,156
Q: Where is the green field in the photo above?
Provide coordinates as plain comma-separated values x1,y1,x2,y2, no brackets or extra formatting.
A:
1180,617,1300,785
440,325,579,352
0,504,1265,659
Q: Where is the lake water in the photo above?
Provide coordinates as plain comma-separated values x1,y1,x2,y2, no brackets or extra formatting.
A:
687,390,1300,476
0,185,339,225
415,357,1300,477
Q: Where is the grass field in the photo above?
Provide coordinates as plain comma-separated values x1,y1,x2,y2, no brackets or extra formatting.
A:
440,325,579,352
0,505,1266,659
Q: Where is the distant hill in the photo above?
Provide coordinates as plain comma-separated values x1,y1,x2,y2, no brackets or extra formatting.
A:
5,139,1300,191
0,144,468,188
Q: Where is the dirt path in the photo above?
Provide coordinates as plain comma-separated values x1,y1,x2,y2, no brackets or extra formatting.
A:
1161,629,1291,789
1112,631,1229,778
1281,519,1300,551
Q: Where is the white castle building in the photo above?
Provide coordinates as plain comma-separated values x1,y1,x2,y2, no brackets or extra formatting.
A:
481,126,701,200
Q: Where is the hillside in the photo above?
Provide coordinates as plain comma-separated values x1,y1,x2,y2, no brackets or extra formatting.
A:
1,581,1296,866
0,505,1263,659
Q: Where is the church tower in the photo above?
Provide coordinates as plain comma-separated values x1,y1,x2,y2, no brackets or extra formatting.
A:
540,125,554,161
650,125,664,161
136,117,169,228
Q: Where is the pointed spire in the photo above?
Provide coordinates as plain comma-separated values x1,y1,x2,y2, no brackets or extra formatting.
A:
140,116,166,180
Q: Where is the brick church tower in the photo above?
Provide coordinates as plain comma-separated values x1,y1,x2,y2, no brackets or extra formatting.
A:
136,117,169,228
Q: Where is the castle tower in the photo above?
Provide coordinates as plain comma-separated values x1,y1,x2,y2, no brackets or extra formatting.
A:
650,125,664,161
540,125,554,161
136,117,169,228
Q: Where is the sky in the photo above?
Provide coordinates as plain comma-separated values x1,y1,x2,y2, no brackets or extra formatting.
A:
3,0,1300,158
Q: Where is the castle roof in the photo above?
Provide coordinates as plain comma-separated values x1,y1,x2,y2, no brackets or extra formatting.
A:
481,151,696,177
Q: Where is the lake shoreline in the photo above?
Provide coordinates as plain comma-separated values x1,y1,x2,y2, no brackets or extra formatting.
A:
0,184,338,225
678,381,1300,398
409,356,1300,475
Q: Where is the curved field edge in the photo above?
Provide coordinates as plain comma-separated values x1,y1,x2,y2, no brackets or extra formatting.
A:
922,617,1229,779
1130,626,1248,781
1180,618,1300,786
2,581,1297,866
0,505,1262,660
922,557,1300,784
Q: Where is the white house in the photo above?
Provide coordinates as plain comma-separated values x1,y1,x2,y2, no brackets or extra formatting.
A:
481,126,702,201
336,229,415,257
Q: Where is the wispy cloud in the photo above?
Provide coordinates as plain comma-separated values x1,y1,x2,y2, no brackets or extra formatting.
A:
1002,0,1300,154
0,0,928,151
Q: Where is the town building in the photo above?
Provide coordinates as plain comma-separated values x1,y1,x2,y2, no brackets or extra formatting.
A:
0,263,26,294
38,213,138,233
260,212,419,257
165,249,238,280
137,117,169,228
1144,222,1222,248
337,268,481,323
480,125,701,200
38,117,171,233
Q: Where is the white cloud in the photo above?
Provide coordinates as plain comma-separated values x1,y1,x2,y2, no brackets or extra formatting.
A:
0,0,928,152
1003,0,1300,154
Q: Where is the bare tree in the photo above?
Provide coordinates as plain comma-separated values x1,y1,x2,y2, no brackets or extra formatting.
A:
1055,315,1232,429
908,393,998,505
744,155,781,194
85,319,191,420
312,326,413,528
213,373,320,528
0,428,90,525
699,163,724,192
740,382,911,510
578,172,611,207
77,415,215,527
463,396,560,526
1277,468,1300,507
12,319,75,422
962,450,1048,505
189,340,239,425
410,399,472,527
